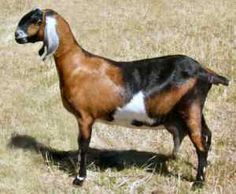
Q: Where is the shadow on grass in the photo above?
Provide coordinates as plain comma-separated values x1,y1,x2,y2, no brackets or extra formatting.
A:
8,134,194,182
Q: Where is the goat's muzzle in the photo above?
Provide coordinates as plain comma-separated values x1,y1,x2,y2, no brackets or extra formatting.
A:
15,29,28,44
15,37,28,44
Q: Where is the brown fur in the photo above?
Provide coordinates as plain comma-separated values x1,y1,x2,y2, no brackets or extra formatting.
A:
50,15,125,119
145,78,197,117
77,112,94,139
27,23,40,37
184,99,205,151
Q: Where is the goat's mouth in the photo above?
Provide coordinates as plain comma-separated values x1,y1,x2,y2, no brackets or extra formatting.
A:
15,36,28,44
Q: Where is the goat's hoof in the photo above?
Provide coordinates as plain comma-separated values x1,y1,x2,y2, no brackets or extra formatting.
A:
72,177,85,186
191,181,204,190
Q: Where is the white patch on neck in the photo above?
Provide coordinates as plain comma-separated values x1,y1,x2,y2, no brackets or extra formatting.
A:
112,91,155,127
42,16,59,60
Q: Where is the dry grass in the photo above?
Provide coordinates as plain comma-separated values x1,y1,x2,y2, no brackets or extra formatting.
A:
0,0,235,193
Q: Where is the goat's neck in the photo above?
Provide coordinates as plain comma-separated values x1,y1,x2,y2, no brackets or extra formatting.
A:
52,15,88,87
53,15,85,60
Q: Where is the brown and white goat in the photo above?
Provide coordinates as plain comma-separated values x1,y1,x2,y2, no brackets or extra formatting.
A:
15,9,229,187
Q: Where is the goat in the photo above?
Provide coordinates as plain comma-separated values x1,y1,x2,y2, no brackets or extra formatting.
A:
15,8,229,188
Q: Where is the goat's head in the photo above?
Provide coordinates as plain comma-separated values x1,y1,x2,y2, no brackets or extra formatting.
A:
15,8,59,59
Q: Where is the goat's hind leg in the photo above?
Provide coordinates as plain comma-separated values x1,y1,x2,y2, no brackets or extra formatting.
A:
165,116,187,159
202,115,212,151
184,101,209,188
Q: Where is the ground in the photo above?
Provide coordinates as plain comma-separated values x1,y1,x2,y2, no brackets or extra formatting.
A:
0,0,235,193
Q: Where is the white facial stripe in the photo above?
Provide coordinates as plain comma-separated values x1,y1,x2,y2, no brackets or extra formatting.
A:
113,91,155,125
15,28,28,39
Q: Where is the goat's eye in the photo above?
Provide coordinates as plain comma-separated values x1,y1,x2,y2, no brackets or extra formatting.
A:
36,19,42,25
31,17,42,25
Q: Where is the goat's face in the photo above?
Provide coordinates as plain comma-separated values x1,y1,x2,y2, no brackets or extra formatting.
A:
15,8,44,44
16,8,60,60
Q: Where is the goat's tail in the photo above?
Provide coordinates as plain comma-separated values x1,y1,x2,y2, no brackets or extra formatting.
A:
198,67,229,86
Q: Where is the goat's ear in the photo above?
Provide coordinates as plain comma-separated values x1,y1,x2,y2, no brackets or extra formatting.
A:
41,15,59,60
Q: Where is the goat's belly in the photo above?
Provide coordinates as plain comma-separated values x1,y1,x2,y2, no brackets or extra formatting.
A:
98,91,164,129
98,113,163,129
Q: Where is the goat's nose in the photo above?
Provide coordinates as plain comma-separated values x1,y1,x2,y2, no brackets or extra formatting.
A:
15,29,26,39
15,31,19,37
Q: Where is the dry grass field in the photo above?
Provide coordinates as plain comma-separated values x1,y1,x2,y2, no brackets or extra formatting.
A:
0,0,235,193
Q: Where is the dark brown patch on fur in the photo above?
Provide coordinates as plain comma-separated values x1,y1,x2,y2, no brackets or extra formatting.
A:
145,78,197,117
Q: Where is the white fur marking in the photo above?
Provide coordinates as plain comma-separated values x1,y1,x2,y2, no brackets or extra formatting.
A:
203,167,206,173
42,16,59,60
76,176,85,181
15,28,27,39
113,91,155,127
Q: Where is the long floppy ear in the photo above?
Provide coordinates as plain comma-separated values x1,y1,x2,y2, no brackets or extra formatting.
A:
40,12,59,60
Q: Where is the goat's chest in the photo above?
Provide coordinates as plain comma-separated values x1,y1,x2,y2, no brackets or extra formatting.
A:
60,87,79,115
60,77,124,117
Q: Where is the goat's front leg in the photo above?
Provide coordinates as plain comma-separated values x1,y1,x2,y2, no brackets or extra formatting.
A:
73,116,94,186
